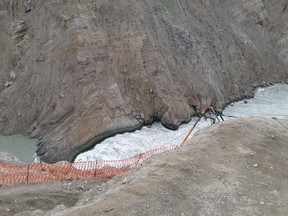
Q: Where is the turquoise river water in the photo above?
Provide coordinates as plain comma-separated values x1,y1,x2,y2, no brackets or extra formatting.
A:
0,84,287,162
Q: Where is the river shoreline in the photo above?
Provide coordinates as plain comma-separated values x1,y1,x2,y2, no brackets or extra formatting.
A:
75,83,288,162
1,83,288,163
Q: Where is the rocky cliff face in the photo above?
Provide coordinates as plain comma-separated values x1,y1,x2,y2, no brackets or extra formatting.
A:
0,0,287,162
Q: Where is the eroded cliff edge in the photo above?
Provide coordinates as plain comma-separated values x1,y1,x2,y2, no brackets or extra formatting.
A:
0,0,287,162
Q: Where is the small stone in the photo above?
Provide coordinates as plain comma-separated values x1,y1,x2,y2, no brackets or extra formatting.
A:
59,14,72,22
14,20,27,35
270,167,273,169
244,100,248,104
36,54,45,62
60,93,65,98
25,0,31,13
122,178,128,185
260,201,265,205
9,71,16,79
33,209,44,215
250,153,254,156
4,81,13,87
136,96,141,102
253,164,259,168
77,185,84,191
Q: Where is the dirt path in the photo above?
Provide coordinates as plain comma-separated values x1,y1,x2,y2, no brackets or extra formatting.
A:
1,117,288,216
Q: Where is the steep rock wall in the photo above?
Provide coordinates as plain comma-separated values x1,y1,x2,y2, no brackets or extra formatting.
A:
0,0,287,162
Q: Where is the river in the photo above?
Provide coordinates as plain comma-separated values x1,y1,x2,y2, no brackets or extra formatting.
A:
75,84,288,162
0,135,37,162
0,84,287,163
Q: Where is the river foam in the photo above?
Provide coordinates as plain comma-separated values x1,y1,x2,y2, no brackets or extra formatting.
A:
1,84,287,163
75,84,288,162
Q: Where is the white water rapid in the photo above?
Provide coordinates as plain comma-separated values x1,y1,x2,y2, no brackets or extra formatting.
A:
75,84,288,162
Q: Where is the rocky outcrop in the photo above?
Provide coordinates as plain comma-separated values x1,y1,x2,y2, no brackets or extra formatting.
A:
0,0,287,162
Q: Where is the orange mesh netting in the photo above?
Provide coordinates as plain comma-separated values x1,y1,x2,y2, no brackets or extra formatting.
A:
0,107,223,187
0,144,178,187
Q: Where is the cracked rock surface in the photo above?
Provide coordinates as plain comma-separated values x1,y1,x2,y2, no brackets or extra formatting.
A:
0,0,287,162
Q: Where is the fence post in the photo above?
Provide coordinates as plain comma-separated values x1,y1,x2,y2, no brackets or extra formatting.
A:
26,164,30,184
1,173,3,187
136,154,143,166
94,160,98,178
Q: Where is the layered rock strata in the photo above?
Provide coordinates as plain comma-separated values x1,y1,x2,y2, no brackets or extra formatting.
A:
0,0,287,162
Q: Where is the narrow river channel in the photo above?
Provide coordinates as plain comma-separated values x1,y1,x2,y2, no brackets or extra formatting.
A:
0,84,287,163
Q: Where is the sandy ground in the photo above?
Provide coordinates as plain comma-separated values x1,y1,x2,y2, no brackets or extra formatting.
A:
1,117,288,216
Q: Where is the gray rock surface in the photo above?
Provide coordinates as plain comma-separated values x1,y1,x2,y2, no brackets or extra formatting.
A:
0,0,287,162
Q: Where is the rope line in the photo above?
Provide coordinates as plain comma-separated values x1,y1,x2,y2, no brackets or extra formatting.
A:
158,118,212,147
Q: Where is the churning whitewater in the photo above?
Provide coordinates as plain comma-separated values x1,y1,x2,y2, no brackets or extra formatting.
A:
75,84,288,162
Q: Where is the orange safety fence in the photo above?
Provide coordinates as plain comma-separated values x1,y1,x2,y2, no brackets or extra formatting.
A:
0,107,224,187
0,144,178,187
